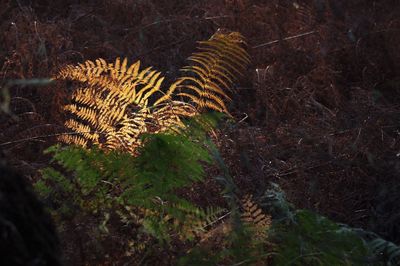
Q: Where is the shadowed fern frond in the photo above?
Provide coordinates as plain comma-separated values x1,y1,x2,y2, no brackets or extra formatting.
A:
197,193,272,250
241,194,272,242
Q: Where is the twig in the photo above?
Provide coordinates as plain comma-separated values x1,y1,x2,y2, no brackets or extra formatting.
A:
252,28,399,50
252,30,316,49
202,211,231,229
135,15,231,31
0,131,105,147
135,38,189,58
237,113,248,123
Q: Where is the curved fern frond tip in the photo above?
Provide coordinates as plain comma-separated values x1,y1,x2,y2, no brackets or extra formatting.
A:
169,29,249,115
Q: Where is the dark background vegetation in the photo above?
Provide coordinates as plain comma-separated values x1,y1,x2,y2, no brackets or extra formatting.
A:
1,0,399,264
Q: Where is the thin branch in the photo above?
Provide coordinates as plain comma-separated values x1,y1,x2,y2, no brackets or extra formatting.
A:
0,131,105,147
252,31,316,49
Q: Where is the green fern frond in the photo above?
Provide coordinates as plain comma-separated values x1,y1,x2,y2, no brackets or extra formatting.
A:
39,114,223,243
369,238,400,265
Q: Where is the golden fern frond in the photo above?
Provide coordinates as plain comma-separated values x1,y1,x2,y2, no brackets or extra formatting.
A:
152,101,197,133
64,119,99,142
56,31,249,154
57,57,137,82
56,58,169,152
57,134,88,148
163,29,250,114
241,194,272,242
58,58,161,107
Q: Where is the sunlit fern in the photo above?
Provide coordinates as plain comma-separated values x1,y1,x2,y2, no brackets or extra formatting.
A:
56,58,193,154
54,30,249,153
160,29,250,114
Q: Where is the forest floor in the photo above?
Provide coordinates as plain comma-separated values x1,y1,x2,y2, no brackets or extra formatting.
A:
1,0,400,265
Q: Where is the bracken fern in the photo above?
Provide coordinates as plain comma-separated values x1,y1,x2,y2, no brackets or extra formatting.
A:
36,113,226,243
54,30,249,154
